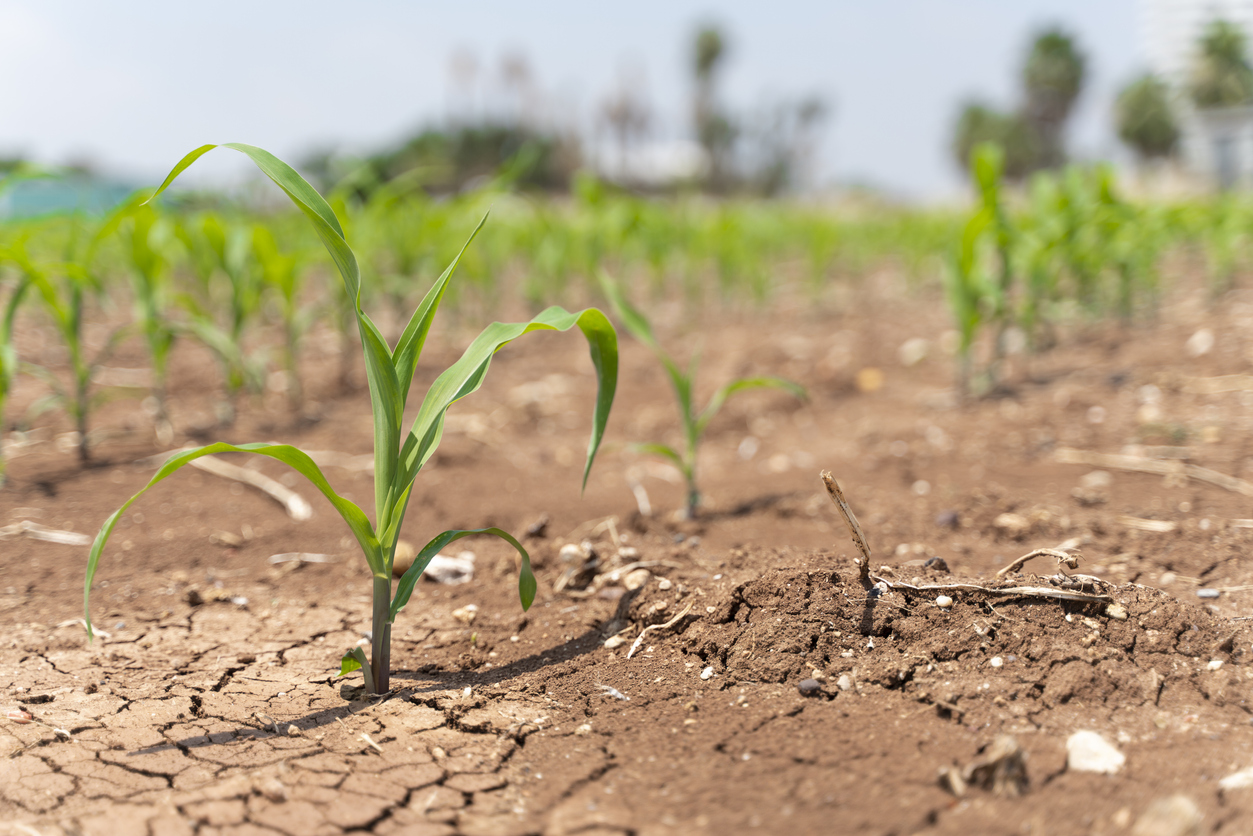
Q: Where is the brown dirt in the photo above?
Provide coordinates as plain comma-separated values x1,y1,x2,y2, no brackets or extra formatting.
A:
7,271,1253,834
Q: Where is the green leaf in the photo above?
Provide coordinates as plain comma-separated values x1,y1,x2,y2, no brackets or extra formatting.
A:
339,646,373,691
391,527,533,622
630,441,685,470
398,306,618,497
696,377,807,436
339,650,363,676
597,270,659,350
85,442,381,641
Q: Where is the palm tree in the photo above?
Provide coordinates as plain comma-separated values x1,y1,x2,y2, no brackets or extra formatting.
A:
1115,74,1179,160
1191,20,1253,109
1022,28,1087,168
692,24,735,189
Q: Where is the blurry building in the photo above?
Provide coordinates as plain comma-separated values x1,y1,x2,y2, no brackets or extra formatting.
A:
1144,0,1253,188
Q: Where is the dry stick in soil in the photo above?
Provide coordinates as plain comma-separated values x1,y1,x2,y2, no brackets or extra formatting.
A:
84,144,618,696
820,470,1112,605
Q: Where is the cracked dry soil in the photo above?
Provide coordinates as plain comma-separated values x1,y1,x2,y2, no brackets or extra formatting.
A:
9,276,1253,833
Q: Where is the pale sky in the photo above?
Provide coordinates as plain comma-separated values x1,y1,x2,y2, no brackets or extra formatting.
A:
0,0,1142,200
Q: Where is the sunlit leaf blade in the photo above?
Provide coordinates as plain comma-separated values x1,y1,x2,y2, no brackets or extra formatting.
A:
391,215,488,405
399,306,618,495
84,442,381,640
390,527,533,622
340,646,373,692
597,270,659,350
630,442,685,470
696,377,807,436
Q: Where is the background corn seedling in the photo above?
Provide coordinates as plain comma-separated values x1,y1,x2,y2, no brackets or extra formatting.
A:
600,271,803,518
84,144,619,696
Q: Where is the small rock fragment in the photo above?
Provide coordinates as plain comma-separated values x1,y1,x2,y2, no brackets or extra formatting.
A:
936,595,954,609
1131,794,1203,836
603,635,627,649
452,604,479,625
574,723,592,736
256,777,288,803
1208,659,1224,671
657,578,673,591
1067,731,1125,774
186,589,204,607
1220,766,1253,791
810,669,828,683
993,512,1030,539
623,568,651,590
990,656,1003,668
836,674,855,692
1107,603,1129,621
285,724,300,737
1197,588,1220,600
700,666,715,681
797,679,823,697
934,510,959,529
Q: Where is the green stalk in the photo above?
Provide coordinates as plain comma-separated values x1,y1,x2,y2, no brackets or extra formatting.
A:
371,575,392,693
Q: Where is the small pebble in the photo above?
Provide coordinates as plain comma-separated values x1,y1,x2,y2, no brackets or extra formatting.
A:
700,666,715,681
810,669,828,683
836,674,855,692
1197,588,1221,599
1106,603,1129,621
936,595,954,609
1208,659,1224,671
285,724,300,737
934,510,959,528
574,723,592,736
1132,794,1202,836
657,578,673,591
797,679,823,697
1067,731,1125,774
990,656,1004,668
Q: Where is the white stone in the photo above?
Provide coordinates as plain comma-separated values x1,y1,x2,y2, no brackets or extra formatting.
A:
936,595,954,609
1067,731,1125,774
700,666,715,681
836,674,855,692
990,656,1004,668
1208,659,1225,671
1220,766,1253,790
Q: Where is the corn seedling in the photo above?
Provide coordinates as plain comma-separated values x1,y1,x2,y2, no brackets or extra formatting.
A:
7,238,118,463
85,144,619,695
253,224,312,416
176,214,266,426
600,271,803,518
101,201,179,443
0,266,31,486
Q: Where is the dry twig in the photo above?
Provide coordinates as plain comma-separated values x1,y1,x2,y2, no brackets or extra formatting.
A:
627,602,694,659
996,548,1080,578
821,471,871,587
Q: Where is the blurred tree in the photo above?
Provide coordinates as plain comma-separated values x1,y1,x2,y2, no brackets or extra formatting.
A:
1191,19,1253,108
1022,28,1087,168
692,23,736,190
952,103,1039,179
750,96,829,195
1115,74,1179,160
600,65,652,184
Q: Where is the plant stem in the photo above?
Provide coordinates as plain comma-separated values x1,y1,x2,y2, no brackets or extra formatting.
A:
370,575,392,694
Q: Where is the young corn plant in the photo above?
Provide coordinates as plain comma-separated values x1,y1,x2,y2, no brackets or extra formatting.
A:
252,224,310,416
175,213,266,426
0,266,31,487
599,272,804,519
84,144,619,695
102,201,179,443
